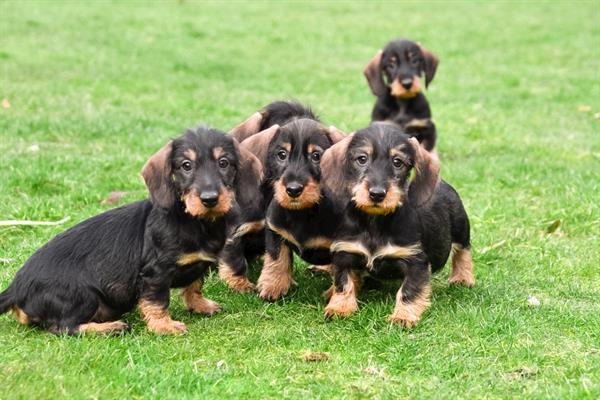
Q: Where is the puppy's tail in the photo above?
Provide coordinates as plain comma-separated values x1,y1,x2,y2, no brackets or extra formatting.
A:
0,285,14,315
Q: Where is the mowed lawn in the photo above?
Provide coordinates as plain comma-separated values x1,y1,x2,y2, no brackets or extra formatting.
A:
0,1,598,398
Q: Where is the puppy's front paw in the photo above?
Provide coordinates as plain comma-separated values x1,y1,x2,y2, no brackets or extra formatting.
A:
256,281,290,301
324,293,358,319
147,319,188,335
448,273,475,287
256,274,294,301
188,298,222,315
388,312,419,328
227,276,255,294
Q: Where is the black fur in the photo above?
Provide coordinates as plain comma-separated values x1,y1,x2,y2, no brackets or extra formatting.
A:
0,127,251,334
324,123,471,324
218,101,320,292
366,39,438,150
254,117,343,300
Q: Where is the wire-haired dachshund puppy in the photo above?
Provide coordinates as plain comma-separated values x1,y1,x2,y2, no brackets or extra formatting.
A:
217,101,331,293
321,123,474,326
238,116,345,300
0,127,261,335
364,39,439,150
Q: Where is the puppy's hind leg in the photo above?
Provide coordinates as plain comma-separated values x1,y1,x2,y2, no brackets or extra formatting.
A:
448,244,474,287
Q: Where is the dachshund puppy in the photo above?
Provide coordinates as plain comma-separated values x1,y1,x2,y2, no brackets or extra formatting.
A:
240,117,345,300
364,39,439,150
230,100,318,143
0,127,260,335
218,101,330,293
321,123,474,326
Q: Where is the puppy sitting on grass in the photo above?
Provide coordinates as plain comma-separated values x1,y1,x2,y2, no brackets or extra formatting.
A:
0,127,261,335
321,123,474,327
240,113,345,300
217,101,320,293
364,38,439,150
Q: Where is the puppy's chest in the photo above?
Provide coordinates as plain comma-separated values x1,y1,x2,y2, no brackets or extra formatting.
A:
173,222,227,268
334,219,421,276
267,209,334,264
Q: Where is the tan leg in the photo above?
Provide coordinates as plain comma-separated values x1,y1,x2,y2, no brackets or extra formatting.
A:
138,300,187,335
256,244,294,301
13,307,30,325
218,262,255,293
76,321,129,334
324,270,361,318
307,264,334,274
448,244,475,287
181,280,221,315
388,282,431,327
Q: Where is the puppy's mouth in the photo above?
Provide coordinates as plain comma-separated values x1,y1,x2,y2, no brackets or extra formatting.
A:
351,181,403,216
390,76,421,99
181,188,233,219
273,177,321,210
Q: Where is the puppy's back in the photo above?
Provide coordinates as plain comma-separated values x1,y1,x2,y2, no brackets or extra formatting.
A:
11,200,153,308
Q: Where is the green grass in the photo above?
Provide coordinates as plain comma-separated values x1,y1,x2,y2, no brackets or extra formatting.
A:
1,1,599,398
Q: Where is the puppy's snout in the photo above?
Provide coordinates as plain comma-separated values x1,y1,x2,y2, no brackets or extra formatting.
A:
285,182,304,198
200,191,219,208
401,78,413,90
368,187,387,203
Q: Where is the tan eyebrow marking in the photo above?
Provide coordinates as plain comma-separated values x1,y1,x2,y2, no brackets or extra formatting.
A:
212,146,224,160
183,149,197,161
353,144,373,156
280,142,291,152
307,144,324,154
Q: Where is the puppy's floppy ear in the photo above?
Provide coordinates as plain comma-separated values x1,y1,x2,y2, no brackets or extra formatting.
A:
364,49,386,96
141,141,175,208
233,139,264,210
418,45,439,88
239,124,280,166
230,111,264,143
321,134,354,196
408,137,440,206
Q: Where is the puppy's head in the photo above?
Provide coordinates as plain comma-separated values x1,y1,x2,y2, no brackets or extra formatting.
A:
364,39,438,98
142,128,256,220
324,123,439,216
243,118,344,210
229,101,319,143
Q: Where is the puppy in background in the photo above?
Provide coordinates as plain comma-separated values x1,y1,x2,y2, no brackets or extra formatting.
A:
321,123,474,327
364,39,439,150
0,127,261,335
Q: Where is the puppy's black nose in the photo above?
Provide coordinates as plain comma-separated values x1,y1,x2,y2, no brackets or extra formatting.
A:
285,182,304,198
401,78,413,90
200,191,219,208
369,187,387,203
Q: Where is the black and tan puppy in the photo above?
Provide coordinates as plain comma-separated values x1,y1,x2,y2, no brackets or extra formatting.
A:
321,123,474,326
217,101,327,293
239,117,345,300
364,39,439,150
0,127,260,335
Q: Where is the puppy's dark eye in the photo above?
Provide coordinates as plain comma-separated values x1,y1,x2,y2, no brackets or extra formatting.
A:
277,150,288,161
356,155,368,165
310,151,321,162
181,160,192,171
392,157,404,168
218,157,229,169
